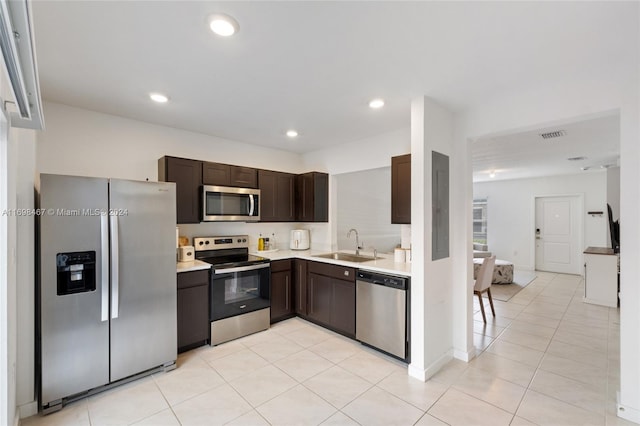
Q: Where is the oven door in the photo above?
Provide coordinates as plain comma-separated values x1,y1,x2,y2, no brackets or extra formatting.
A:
202,185,260,222
210,263,270,321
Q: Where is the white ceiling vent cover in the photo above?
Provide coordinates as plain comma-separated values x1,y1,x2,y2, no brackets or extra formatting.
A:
539,130,567,140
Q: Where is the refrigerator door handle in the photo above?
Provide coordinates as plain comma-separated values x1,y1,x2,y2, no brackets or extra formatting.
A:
100,214,109,322
110,214,120,319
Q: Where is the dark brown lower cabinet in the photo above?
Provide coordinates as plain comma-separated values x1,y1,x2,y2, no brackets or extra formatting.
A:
308,273,333,326
294,259,308,316
270,259,295,323
307,261,356,337
177,270,210,352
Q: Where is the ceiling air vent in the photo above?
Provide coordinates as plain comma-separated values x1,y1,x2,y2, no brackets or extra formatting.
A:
539,130,567,140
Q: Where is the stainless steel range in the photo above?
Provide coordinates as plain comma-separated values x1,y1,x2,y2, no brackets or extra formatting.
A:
194,235,270,345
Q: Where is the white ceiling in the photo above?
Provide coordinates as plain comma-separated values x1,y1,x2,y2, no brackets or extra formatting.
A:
31,1,634,177
472,112,620,183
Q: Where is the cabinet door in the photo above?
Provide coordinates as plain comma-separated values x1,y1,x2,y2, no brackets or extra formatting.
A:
296,172,328,222
230,166,258,188
270,270,293,322
391,154,411,224
307,273,332,326
202,162,230,186
159,156,202,224
275,173,295,221
331,279,356,337
294,259,308,316
259,170,295,222
177,270,210,352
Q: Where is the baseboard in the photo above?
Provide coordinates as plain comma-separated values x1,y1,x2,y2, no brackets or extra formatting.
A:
19,400,38,419
617,392,640,423
453,346,476,362
408,349,454,382
514,264,534,271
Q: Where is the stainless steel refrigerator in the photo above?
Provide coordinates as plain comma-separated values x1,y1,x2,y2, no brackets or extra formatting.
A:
38,174,177,413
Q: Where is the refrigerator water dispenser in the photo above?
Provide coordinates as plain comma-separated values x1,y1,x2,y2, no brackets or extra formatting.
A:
56,251,96,295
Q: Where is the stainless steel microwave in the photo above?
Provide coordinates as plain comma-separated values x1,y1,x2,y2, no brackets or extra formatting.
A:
202,185,260,221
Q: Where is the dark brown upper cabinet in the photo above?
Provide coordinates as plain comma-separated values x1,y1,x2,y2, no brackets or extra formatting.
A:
158,156,202,224
258,170,295,222
391,154,411,224
296,172,328,222
203,162,258,188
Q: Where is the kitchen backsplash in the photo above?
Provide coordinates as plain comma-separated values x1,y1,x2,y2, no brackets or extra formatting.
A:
177,222,332,252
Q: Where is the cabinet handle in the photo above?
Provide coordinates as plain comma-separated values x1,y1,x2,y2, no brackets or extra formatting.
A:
285,276,290,311
298,265,303,310
309,278,313,313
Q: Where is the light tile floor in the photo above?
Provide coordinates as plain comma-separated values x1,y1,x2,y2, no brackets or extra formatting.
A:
23,272,633,426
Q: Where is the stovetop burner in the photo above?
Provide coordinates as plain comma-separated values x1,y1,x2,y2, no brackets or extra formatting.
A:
193,235,269,268
198,253,269,268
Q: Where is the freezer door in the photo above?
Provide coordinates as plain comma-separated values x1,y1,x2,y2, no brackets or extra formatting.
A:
109,179,177,381
39,174,110,406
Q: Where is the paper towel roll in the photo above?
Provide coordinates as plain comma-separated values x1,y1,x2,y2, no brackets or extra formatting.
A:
394,248,406,263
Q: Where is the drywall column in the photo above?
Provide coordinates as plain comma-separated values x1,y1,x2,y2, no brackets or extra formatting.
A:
408,96,455,381
618,85,640,421
14,128,37,419
451,133,475,361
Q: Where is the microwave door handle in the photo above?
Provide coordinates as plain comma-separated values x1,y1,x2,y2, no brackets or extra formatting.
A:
249,194,255,216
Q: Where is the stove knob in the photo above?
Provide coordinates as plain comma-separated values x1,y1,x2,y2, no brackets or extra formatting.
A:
198,241,204,246
242,238,247,243
237,239,241,243
205,240,210,245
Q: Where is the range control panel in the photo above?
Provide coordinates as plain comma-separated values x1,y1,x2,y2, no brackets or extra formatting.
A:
193,235,249,251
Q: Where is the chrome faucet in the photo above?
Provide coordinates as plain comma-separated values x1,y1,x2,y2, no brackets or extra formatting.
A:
347,228,362,256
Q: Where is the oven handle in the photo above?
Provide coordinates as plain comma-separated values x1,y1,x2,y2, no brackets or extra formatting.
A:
214,263,270,274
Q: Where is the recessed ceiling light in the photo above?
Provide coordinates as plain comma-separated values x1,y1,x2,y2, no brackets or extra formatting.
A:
369,99,385,109
489,171,496,178
208,14,239,37
567,156,587,161
286,130,298,138
149,93,169,103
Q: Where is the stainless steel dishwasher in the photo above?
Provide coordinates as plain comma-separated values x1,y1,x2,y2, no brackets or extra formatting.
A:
356,270,409,362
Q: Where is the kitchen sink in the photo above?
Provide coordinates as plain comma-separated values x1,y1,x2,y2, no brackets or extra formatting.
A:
313,252,379,263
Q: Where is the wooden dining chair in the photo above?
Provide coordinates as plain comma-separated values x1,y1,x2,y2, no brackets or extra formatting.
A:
474,255,496,323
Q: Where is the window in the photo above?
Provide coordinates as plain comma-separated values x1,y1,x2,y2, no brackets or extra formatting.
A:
473,198,487,244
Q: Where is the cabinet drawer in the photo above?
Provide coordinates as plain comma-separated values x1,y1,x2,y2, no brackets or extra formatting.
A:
270,259,292,273
308,261,355,282
177,269,209,289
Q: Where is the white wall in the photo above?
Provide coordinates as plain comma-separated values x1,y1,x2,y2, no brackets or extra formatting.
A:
302,127,410,175
300,126,411,252
473,172,608,270
335,167,401,253
607,166,621,220
38,102,307,180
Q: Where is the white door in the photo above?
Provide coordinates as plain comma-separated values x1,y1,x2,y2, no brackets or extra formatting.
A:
535,196,582,274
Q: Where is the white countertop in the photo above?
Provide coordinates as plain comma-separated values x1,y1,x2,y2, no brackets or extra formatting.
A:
176,259,212,273
250,249,412,277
